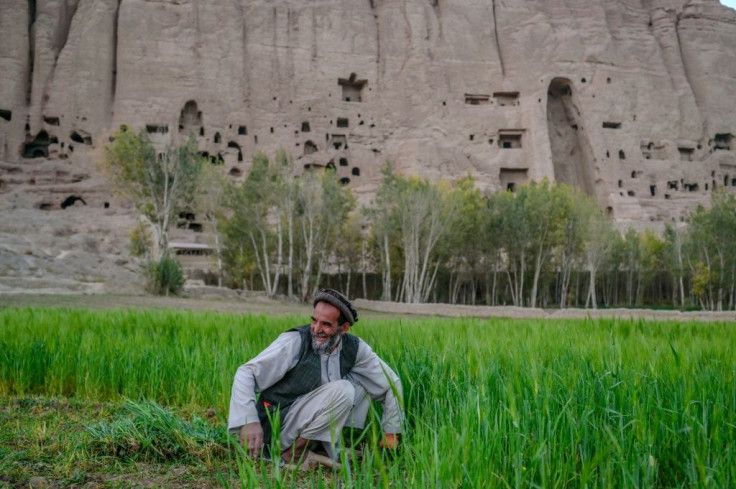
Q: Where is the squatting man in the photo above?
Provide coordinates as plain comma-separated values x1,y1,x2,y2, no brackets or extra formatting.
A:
228,289,403,467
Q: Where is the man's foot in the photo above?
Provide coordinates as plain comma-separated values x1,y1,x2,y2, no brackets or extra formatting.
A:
313,442,363,463
281,436,310,465
284,450,341,471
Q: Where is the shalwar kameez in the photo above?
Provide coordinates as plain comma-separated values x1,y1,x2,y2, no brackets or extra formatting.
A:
228,326,403,459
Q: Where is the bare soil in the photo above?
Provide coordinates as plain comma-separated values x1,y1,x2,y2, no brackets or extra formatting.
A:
1,291,734,323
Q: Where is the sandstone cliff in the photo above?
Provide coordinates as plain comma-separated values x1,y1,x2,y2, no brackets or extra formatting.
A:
1,1,736,287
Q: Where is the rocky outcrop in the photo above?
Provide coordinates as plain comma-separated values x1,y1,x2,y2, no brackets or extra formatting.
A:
0,178,144,294
1,0,735,234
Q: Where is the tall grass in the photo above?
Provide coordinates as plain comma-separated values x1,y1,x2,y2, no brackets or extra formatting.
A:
1,308,734,487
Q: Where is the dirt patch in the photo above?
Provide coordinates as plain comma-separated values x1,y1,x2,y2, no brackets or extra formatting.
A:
1,292,734,323
0,291,312,317
353,299,736,323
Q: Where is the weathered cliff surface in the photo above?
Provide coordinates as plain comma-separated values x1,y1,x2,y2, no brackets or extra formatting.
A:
1,0,735,290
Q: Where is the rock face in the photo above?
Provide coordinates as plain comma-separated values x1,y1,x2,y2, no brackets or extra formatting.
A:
1,0,736,236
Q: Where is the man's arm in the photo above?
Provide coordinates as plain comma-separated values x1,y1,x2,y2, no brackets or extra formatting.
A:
227,331,302,451
348,341,404,435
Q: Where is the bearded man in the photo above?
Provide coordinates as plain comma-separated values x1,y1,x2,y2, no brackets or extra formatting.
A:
228,289,403,467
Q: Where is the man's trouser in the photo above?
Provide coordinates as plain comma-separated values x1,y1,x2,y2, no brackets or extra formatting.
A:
261,380,372,459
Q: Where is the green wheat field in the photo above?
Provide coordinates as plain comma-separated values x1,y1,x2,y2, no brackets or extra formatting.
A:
1,307,734,488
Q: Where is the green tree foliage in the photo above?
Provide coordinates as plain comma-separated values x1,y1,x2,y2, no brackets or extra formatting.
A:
102,127,204,259
483,179,612,308
222,152,354,300
444,176,488,305
223,152,286,296
487,185,530,306
555,188,593,308
685,190,736,310
193,163,229,287
333,212,369,299
368,165,461,303
294,166,356,301
663,224,687,309
520,179,576,308
214,152,736,310
581,204,617,309
366,164,402,301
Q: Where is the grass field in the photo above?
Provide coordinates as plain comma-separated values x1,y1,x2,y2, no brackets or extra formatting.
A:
1,307,735,488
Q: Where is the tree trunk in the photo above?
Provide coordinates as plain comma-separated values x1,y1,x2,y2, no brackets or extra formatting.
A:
287,210,294,298
530,248,543,309
382,234,391,301
260,229,273,295
211,216,223,287
249,233,266,292
588,268,597,309
361,240,368,299
519,250,526,307
506,268,517,307
272,221,283,296
491,269,497,306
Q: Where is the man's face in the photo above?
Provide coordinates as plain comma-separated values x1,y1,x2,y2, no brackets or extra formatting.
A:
310,301,349,354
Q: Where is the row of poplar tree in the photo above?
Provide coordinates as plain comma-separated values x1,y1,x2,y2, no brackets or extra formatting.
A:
104,129,736,310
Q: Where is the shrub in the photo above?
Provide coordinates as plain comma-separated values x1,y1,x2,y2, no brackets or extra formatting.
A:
128,222,152,258
147,256,185,296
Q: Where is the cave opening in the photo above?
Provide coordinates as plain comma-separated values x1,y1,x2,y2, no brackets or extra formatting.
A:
338,73,367,102
21,131,50,158
304,140,318,155
179,100,202,135
499,168,528,193
714,133,732,151
61,195,86,209
546,78,595,196
70,130,92,145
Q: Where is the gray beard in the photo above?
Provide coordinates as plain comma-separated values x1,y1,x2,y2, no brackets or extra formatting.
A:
311,332,342,355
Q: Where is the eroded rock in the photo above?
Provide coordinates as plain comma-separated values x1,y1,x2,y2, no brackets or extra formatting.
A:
1,0,736,292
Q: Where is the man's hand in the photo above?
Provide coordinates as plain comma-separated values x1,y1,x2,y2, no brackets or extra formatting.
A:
240,422,264,458
379,433,399,450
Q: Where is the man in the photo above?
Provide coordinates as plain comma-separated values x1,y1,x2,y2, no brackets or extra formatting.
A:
228,288,403,467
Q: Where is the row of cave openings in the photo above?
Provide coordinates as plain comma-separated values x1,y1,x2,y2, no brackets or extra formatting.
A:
22,130,91,159
464,93,524,147
609,135,734,200
301,119,363,185
36,198,206,236
16,113,93,159
36,195,110,211
638,135,732,162
464,92,519,107
467,132,523,149
0,103,95,158
165,79,370,183
545,76,736,204
616,173,735,201
10,71,371,164
177,211,203,233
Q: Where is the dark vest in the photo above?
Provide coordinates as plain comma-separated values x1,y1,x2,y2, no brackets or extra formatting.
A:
256,324,359,455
